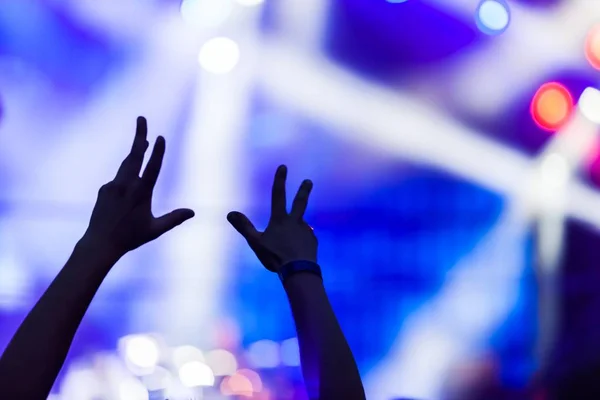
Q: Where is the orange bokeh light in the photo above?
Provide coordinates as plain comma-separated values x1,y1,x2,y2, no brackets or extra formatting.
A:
530,82,574,132
220,373,254,397
585,24,600,70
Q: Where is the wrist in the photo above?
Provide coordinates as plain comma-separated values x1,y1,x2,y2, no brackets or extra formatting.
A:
76,235,123,265
278,260,322,284
282,271,326,301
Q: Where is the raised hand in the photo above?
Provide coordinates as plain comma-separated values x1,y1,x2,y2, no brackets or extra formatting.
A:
82,117,194,257
227,165,317,272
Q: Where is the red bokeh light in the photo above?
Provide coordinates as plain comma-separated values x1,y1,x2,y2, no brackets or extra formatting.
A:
585,24,600,70
530,82,574,132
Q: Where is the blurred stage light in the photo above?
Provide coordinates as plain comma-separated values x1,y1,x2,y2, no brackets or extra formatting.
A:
540,153,570,189
221,370,258,396
475,0,510,35
118,379,149,400
121,335,160,369
214,318,242,349
579,87,600,124
247,340,280,369
178,361,215,387
0,249,29,310
280,338,301,367
59,367,103,400
238,369,263,392
531,82,574,131
387,0,410,3
221,374,251,396
163,379,195,400
585,25,600,70
236,0,265,6
172,345,204,369
180,0,234,28
141,366,172,391
198,37,240,74
205,349,238,376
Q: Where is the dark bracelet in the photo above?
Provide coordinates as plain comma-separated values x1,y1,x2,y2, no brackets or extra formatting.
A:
278,260,322,283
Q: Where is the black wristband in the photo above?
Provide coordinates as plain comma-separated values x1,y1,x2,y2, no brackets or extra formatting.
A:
278,260,322,283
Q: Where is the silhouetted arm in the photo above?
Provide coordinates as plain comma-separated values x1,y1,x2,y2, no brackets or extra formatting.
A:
228,165,365,400
0,117,194,399
284,272,365,400
0,240,119,399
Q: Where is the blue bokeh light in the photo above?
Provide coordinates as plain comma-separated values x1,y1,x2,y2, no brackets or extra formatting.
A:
476,0,511,36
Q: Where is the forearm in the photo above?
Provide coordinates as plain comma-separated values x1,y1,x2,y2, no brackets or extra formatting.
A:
0,239,118,399
284,273,365,400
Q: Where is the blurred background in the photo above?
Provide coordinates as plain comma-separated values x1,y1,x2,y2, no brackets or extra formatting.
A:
2,0,600,399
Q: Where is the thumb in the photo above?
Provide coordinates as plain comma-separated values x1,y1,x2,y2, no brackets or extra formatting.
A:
227,211,260,242
153,208,195,237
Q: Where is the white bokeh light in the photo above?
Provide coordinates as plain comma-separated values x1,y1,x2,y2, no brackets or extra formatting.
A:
172,345,204,369
198,37,240,74
178,361,215,387
579,87,600,124
59,367,103,400
141,366,173,392
205,349,238,376
180,0,234,28
122,335,160,369
118,379,149,400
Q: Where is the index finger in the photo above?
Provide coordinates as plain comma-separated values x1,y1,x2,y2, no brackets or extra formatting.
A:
271,165,287,220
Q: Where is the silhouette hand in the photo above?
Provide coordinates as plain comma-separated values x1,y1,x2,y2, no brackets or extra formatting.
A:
82,117,194,258
227,165,317,272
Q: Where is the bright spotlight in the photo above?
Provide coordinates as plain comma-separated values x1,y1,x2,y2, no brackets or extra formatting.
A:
531,82,574,132
476,0,510,36
205,349,238,376
579,87,600,125
180,0,234,28
585,24,600,70
122,335,160,369
178,361,215,387
198,37,240,74
247,340,280,369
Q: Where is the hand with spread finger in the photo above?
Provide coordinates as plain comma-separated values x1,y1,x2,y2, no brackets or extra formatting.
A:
83,116,195,258
227,165,365,400
0,117,194,400
227,165,317,274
